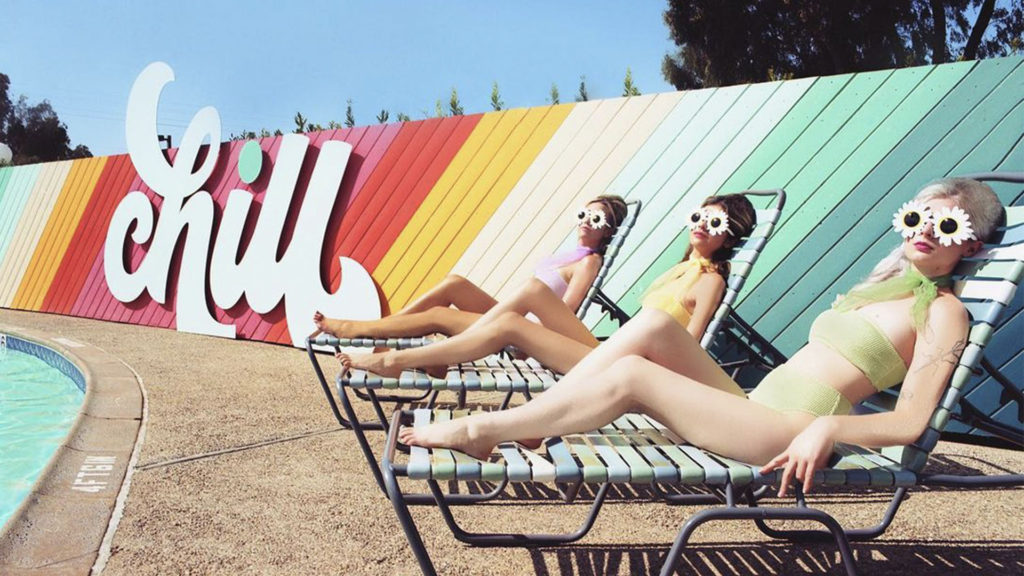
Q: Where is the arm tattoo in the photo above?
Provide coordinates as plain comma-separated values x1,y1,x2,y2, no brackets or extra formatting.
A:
913,339,967,377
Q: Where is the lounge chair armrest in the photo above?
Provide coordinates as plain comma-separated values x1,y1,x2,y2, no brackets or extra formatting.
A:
592,288,632,326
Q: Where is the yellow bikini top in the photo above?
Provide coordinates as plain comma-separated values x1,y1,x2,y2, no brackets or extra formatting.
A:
809,309,908,391
641,258,717,327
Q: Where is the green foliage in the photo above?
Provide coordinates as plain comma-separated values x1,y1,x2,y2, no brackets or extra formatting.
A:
376,109,390,124
307,122,324,132
661,0,1024,89
548,83,560,105
345,99,355,128
396,112,412,122
433,99,447,118
448,87,464,116
327,120,342,130
490,81,504,111
622,67,641,96
293,111,307,133
0,72,92,164
575,75,589,102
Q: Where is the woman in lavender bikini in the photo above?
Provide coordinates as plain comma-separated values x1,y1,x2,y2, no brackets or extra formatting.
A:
313,195,629,347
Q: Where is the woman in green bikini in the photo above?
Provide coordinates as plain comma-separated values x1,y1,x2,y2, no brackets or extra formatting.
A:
400,178,1005,495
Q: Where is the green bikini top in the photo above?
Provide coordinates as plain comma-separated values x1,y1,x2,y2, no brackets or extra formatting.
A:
809,309,908,392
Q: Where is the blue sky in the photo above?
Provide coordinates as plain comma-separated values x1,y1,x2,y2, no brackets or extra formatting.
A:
1,1,677,156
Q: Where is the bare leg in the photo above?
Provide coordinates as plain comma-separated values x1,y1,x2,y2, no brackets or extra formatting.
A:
396,274,498,316
313,307,481,339
399,309,799,463
467,279,598,347
337,311,596,377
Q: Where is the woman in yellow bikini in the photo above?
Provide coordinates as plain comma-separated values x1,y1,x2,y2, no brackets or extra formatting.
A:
337,193,757,376
400,178,1004,495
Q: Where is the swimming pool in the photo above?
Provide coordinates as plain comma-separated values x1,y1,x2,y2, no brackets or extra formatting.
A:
0,335,84,528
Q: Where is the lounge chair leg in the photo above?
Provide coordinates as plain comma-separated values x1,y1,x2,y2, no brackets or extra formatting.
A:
382,457,438,576
427,480,611,546
659,505,859,576
754,487,908,542
306,340,354,429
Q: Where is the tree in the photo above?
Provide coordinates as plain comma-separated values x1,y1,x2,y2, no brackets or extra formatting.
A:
548,83,560,105
575,75,589,102
396,112,412,122
293,111,307,133
0,73,92,165
490,81,504,111
622,67,641,96
449,87,464,116
0,73,10,138
4,96,91,164
376,109,390,124
345,99,356,128
662,0,1024,90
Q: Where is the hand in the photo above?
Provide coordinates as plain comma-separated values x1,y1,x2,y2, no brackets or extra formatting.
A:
760,417,836,497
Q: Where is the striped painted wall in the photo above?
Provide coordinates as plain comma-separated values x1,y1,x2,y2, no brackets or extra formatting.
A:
0,56,1020,437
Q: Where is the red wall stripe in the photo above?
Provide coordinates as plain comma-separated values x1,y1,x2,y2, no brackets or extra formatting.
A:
44,155,135,313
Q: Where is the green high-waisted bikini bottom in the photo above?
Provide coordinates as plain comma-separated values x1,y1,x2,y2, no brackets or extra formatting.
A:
748,364,853,417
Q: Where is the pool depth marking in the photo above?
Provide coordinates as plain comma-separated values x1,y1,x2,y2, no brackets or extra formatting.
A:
72,455,117,493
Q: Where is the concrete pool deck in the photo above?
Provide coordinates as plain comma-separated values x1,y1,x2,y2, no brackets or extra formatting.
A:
0,308,1020,575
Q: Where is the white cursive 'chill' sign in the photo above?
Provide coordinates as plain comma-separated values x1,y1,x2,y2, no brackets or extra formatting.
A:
104,62,380,346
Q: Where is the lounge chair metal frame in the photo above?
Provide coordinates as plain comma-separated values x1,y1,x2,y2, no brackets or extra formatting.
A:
378,178,1024,576
304,199,642,432
315,190,786,502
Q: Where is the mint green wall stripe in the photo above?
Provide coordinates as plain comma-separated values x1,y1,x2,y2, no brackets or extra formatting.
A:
0,165,41,266
739,62,974,323
759,58,1023,354
587,78,814,332
772,111,1022,353
590,76,828,333
0,169,14,205
581,84,760,325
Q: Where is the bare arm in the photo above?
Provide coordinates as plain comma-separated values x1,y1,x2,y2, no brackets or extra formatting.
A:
762,295,969,495
561,254,603,314
685,273,726,340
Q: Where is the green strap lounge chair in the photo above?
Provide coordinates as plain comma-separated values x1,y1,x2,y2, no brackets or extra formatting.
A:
303,198,641,436
324,190,785,502
378,188,1024,576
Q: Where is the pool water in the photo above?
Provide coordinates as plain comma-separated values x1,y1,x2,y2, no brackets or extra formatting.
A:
0,346,83,528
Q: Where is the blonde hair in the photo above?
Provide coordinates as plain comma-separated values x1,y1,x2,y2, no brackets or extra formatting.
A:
852,178,1004,291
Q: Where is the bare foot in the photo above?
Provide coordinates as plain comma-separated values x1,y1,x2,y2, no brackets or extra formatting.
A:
312,310,354,339
398,418,495,461
336,351,401,378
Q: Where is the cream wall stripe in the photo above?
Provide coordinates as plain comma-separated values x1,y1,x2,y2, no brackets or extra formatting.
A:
475,98,626,294
0,161,73,305
451,102,590,280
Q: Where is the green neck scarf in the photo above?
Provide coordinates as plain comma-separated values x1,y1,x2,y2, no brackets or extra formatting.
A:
834,266,952,328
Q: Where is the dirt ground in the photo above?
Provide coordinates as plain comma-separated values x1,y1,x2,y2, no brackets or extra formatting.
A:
1,308,1021,576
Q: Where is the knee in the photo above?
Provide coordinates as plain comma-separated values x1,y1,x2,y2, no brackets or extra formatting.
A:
443,274,470,288
607,355,649,400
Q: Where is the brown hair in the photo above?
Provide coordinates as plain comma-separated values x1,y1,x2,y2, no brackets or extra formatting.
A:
683,193,757,277
589,194,629,255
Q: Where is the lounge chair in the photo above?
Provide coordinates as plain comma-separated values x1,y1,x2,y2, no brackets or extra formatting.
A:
326,190,785,501
303,198,641,433
378,187,1024,576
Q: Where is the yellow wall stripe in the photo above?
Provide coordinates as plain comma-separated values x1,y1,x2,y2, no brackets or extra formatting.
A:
385,107,536,306
0,161,73,306
374,111,508,293
14,156,108,310
402,103,574,306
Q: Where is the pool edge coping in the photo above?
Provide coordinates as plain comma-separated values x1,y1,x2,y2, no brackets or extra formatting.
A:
0,322,145,576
